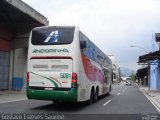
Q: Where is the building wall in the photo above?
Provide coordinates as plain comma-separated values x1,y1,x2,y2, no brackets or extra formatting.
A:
0,23,12,89
12,33,30,49
0,39,11,51
157,65,160,89
0,23,12,51
11,33,29,90
9,50,14,90
150,65,157,90
0,25,30,90
12,48,27,90
0,0,48,91
150,33,160,90
0,51,9,89
108,55,119,81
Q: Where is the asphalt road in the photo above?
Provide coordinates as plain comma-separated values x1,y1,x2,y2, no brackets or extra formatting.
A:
0,83,159,115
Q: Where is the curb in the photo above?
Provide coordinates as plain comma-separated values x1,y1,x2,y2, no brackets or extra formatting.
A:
137,86,160,113
0,98,27,104
0,91,27,104
142,91,160,113
144,90,155,97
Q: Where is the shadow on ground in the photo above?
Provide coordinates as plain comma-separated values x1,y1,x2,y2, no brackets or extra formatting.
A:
30,95,108,113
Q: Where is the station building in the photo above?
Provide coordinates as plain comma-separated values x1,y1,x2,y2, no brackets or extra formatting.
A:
108,55,120,82
138,33,160,90
0,0,49,90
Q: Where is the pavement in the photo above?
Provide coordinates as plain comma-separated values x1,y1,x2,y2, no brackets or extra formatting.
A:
136,84,160,112
0,90,27,104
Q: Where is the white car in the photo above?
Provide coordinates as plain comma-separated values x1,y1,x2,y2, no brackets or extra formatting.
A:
126,80,132,86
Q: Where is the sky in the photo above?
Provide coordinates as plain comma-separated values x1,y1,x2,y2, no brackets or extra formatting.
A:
22,0,160,71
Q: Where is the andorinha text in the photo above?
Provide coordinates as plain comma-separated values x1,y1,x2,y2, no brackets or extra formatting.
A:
33,49,69,53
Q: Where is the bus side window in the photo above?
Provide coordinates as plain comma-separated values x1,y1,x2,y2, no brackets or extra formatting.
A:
80,41,87,49
80,32,88,56
103,69,109,83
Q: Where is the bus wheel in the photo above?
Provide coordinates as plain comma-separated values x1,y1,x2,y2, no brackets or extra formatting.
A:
87,90,94,105
106,85,111,96
93,89,98,103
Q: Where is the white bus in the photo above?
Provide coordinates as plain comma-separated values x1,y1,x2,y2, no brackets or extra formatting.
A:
26,26,112,104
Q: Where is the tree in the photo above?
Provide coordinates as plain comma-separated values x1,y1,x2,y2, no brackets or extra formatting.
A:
130,73,136,81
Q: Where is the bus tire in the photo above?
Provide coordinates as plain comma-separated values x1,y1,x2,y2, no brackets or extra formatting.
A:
106,85,111,96
87,90,94,105
93,88,99,103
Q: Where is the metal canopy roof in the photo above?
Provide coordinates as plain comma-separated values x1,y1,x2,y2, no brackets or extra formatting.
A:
0,0,49,35
138,50,160,64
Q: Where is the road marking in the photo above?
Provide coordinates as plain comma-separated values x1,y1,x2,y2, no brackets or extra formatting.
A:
103,100,111,106
117,93,120,95
122,90,125,92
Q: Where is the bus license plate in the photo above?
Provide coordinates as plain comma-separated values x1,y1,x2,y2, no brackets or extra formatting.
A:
45,88,53,90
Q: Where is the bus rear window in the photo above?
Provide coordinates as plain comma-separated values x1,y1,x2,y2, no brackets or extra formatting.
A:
31,28,75,45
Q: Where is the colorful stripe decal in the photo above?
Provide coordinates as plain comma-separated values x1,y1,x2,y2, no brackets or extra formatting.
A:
31,72,59,87
81,54,105,84
50,77,62,87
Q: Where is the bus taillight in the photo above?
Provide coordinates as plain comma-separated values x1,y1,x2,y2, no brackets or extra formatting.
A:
26,72,29,85
72,73,77,88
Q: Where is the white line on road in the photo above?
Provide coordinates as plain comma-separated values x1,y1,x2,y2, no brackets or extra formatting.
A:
122,90,125,92
117,93,120,95
103,100,112,106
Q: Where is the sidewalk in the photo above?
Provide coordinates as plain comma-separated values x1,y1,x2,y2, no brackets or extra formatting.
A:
0,90,27,104
137,84,160,113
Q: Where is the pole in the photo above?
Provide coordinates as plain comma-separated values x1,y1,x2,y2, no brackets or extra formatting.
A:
148,64,150,91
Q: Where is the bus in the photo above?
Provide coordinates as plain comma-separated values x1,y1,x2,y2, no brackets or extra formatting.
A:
26,26,112,104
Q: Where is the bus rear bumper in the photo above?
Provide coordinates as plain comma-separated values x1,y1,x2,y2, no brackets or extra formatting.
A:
26,86,77,102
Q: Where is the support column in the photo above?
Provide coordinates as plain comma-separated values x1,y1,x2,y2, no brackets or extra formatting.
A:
9,50,14,90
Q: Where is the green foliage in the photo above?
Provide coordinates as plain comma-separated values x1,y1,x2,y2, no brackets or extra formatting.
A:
129,74,136,81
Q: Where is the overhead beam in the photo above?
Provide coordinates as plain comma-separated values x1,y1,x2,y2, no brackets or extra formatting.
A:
3,0,49,25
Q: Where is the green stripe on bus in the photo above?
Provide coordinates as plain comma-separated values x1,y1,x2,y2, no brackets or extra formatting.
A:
26,86,77,102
